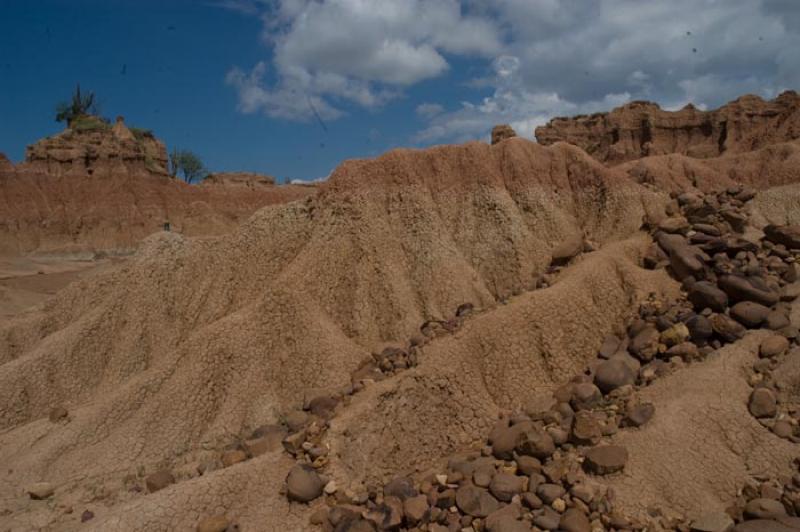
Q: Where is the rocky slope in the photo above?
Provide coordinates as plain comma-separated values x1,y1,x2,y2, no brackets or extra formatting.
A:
0,121,315,256
535,91,800,165
3,96,800,531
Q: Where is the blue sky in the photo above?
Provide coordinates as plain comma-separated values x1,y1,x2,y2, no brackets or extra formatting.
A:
2,1,799,182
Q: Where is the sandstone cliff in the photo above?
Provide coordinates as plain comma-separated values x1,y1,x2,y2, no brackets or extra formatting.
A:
535,91,800,164
0,122,315,256
202,171,277,187
23,116,170,178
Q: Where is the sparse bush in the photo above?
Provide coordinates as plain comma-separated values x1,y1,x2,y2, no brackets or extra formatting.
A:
131,127,154,141
70,115,110,132
169,148,207,184
55,84,98,126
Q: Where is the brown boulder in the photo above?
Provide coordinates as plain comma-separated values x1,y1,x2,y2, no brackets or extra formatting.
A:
145,470,175,493
688,282,729,312
761,335,790,358
560,508,592,532
719,275,779,306
764,225,800,249
456,484,501,517
749,388,778,418
491,124,517,145
515,424,556,459
594,359,636,393
629,326,661,361
583,445,628,475
730,301,771,328
710,313,746,342
570,382,602,411
551,234,584,266
403,494,429,525
489,473,524,502
744,498,787,519
286,464,324,502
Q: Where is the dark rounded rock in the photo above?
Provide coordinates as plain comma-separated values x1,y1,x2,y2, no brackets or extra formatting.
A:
719,275,779,306
731,301,771,328
598,334,621,358
688,281,729,312
455,485,501,517
744,498,787,519
629,326,660,362
489,473,524,502
625,402,655,427
583,445,628,475
515,425,556,459
764,225,800,249
686,314,714,343
383,476,417,501
570,383,602,411
515,455,541,476
749,388,778,418
710,313,746,342
145,470,175,493
761,335,790,358
536,483,566,504
286,464,324,502
560,508,591,532
594,359,636,394
765,311,791,331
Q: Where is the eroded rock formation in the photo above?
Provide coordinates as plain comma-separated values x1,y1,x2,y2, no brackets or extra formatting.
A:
535,91,800,164
23,115,169,178
202,171,277,187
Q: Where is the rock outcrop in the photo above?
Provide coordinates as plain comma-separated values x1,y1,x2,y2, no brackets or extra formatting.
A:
491,124,517,145
202,172,276,187
22,115,169,178
535,91,800,164
0,122,316,255
0,153,13,172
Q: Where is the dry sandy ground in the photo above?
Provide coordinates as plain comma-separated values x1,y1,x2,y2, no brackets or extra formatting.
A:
1,138,800,530
0,255,117,319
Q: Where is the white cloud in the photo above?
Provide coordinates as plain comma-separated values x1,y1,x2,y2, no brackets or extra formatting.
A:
415,103,445,119
225,0,800,140
227,0,502,120
225,61,344,121
414,55,631,143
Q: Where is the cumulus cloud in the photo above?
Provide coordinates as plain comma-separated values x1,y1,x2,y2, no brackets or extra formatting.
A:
224,0,800,141
415,103,445,119
415,0,800,143
226,0,501,120
414,56,630,143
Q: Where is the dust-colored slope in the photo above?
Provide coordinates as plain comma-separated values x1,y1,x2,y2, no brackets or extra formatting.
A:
0,139,664,530
325,236,679,489
0,165,315,256
620,139,800,193
605,331,797,520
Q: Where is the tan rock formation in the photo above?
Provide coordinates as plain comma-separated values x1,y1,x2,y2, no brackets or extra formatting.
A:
491,124,517,145
202,172,276,187
0,126,315,256
535,91,800,164
23,115,169,178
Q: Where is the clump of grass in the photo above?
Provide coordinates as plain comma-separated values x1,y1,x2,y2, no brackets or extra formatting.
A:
70,115,110,132
131,127,154,141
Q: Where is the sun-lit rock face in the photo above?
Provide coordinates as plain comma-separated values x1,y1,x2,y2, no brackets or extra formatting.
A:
536,91,800,164
22,115,170,178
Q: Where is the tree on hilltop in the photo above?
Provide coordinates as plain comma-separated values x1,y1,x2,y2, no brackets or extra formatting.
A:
55,84,97,125
169,148,207,184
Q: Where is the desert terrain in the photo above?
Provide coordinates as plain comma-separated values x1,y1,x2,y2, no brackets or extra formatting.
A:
2,92,800,532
